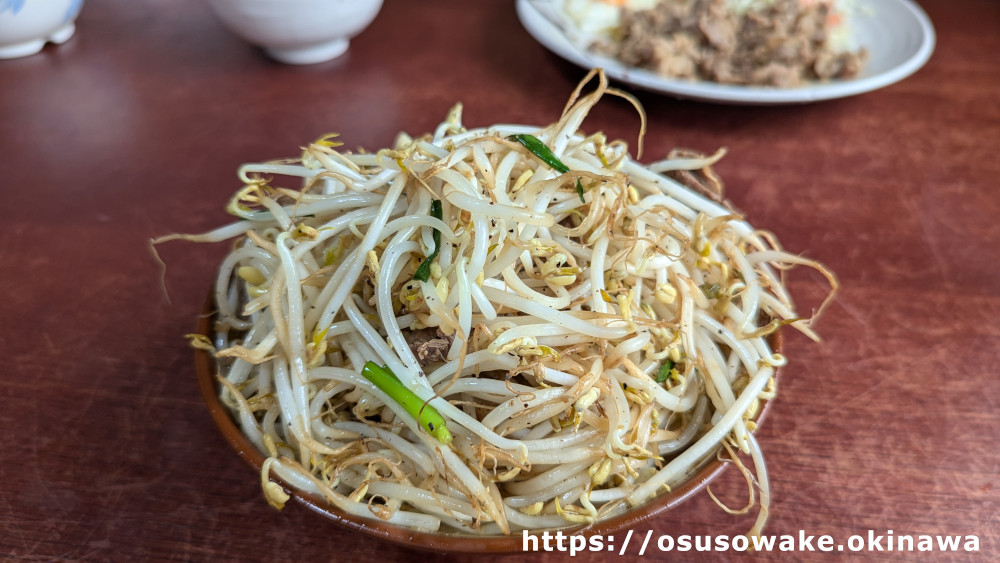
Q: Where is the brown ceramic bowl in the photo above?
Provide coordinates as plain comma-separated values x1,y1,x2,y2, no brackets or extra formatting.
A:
195,293,782,554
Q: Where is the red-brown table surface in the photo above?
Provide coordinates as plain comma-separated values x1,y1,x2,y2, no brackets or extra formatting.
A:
1,1,997,561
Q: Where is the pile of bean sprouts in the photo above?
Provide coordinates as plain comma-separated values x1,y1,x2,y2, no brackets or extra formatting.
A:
166,70,835,538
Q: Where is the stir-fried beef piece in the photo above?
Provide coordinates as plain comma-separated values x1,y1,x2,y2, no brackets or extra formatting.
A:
403,327,454,367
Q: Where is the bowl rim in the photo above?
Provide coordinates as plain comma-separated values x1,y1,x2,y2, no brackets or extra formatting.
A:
195,291,782,554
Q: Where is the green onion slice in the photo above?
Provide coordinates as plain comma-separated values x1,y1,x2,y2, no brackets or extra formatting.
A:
509,133,586,203
361,361,452,444
413,199,443,282
655,360,675,384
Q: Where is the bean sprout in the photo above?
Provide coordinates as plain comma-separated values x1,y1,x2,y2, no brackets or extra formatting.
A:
163,69,836,538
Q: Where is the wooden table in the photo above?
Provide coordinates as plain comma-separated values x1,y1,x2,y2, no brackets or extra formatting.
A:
2,1,996,560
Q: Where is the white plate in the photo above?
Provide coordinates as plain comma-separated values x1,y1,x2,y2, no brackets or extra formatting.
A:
516,0,936,104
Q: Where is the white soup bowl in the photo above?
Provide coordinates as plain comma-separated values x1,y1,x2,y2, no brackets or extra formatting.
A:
0,0,84,59
207,0,384,65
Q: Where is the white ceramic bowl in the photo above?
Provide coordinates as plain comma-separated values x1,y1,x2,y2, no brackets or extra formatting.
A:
0,0,84,59
207,0,383,65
